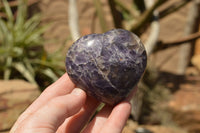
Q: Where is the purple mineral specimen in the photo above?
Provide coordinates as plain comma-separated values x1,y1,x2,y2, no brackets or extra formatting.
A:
66,29,147,105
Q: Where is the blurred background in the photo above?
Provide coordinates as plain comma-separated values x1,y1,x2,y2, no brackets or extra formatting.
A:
0,0,200,133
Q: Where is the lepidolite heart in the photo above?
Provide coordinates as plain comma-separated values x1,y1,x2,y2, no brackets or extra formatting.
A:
66,29,147,105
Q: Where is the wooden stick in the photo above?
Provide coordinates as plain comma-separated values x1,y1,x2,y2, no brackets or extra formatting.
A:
108,0,122,28
114,0,139,18
68,0,80,41
155,32,200,51
130,0,166,33
161,32,200,46
93,0,108,32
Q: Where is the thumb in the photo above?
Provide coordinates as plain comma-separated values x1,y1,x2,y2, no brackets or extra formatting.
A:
20,88,86,133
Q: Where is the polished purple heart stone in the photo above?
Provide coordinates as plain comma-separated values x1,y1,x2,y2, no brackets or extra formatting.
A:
66,29,147,105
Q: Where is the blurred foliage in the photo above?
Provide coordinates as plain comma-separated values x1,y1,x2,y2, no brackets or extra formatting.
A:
99,0,191,35
0,0,65,89
106,0,167,34
138,66,173,125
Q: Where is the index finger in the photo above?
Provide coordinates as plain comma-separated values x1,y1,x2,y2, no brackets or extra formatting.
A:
26,73,75,112
11,73,75,132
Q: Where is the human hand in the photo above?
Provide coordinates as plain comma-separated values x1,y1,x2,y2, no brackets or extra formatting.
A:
10,73,132,133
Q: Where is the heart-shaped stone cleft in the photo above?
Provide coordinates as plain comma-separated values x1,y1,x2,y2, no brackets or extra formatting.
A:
66,29,147,105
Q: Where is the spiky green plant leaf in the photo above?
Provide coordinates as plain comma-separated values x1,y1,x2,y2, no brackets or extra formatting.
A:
0,0,65,88
13,62,37,85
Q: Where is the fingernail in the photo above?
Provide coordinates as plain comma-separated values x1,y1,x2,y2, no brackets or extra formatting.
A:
71,88,84,96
